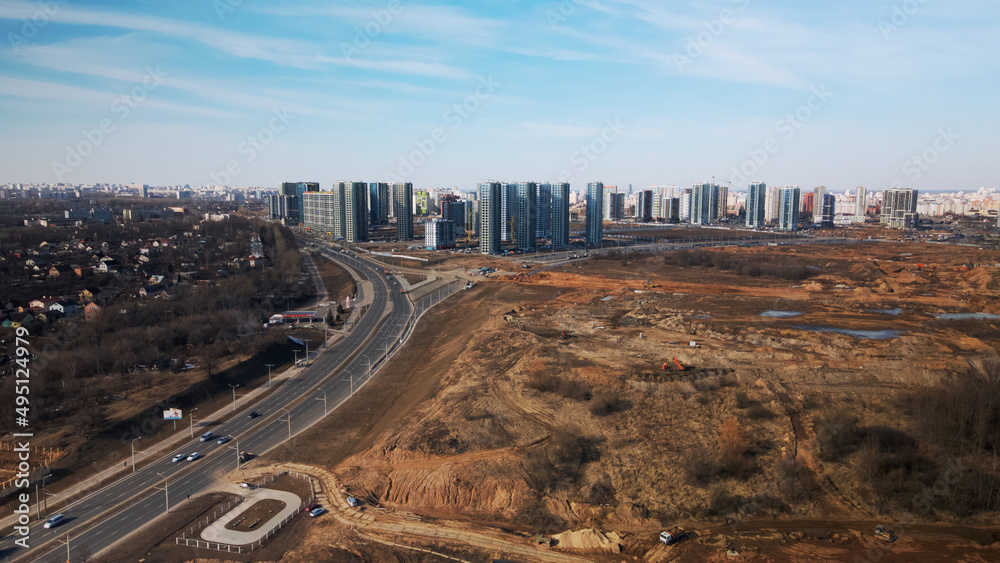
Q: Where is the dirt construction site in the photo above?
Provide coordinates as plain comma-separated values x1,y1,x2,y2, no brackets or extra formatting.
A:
123,241,1000,562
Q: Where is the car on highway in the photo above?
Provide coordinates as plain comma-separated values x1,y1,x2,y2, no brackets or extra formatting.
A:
248,411,260,419
217,436,231,445
172,454,186,463
186,452,201,461
43,514,65,529
309,507,326,517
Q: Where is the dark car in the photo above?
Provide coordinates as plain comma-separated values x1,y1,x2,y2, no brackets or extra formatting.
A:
248,411,259,419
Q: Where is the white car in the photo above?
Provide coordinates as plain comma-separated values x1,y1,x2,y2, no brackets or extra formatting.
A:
309,507,326,517
186,452,201,461
172,454,186,463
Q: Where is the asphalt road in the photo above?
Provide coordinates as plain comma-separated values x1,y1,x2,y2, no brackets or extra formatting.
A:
0,251,448,563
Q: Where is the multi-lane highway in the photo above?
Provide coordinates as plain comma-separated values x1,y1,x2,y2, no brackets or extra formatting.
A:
1,250,451,562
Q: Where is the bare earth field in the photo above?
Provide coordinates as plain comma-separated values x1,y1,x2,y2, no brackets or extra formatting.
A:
108,241,1000,561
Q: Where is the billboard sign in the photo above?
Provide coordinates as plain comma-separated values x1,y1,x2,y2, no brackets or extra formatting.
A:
164,408,182,420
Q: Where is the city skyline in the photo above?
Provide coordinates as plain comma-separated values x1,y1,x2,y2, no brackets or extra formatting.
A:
1,1,997,191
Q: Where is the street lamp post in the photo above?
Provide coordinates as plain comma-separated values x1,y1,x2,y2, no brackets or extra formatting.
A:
130,437,142,473
189,407,199,438
265,363,274,388
229,384,240,412
228,436,241,469
279,408,291,439
315,390,327,416
293,349,300,367
303,339,311,366
156,472,169,513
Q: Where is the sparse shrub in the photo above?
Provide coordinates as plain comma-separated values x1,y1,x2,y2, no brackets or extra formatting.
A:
707,484,743,517
527,373,559,393
746,404,775,420
589,391,629,416
556,379,592,402
815,411,858,462
734,390,753,409
854,436,888,484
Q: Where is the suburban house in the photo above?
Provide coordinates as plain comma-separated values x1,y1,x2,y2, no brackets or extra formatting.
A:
50,299,78,317
48,264,74,277
84,302,102,321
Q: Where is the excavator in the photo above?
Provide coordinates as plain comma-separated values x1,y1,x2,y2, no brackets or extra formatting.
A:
661,357,685,371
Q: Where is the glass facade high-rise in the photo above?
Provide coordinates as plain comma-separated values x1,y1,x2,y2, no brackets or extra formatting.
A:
368,182,390,225
393,182,413,240
586,182,604,246
812,186,826,224
690,182,720,225
551,182,570,249
343,181,368,242
777,186,801,231
514,182,537,251
855,187,867,217
536,183,553,239
636,190,653,222
479,181,502,255
746,182,767,228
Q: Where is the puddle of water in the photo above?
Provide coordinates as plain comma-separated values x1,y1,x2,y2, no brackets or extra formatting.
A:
761,311,804,318
689,314,711,319
935,313,1000,320
600,296,615,301
793,325,902,340
869,308,902,316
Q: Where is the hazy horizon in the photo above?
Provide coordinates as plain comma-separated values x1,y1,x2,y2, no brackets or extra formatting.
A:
1,1,997,192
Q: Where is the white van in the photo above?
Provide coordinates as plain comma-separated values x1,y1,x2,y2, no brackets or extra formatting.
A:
199,431,213,442
44,514,65,529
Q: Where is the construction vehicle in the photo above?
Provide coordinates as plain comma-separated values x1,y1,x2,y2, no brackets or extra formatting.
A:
660,529,685,545
874,525,896,543
560,330,569,339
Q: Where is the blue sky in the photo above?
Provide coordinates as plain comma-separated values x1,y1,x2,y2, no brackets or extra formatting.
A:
0,0,997,192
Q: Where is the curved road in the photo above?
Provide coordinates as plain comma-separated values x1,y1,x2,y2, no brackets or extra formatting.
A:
0,251,448,562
